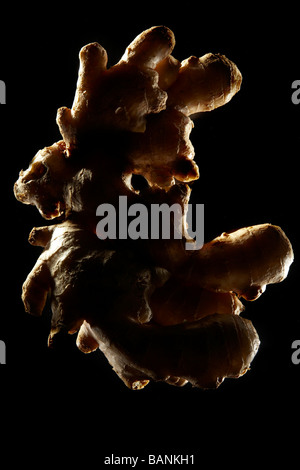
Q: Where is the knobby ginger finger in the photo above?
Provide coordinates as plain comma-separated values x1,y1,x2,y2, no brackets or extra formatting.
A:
181,224,294,300
167,53,242,115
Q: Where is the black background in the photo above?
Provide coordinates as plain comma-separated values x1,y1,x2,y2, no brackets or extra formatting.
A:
1,3,299,466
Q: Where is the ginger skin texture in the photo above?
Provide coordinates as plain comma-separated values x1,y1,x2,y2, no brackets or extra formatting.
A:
14,26,293,390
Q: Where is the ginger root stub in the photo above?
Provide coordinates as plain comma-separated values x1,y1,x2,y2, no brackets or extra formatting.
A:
14,26,294,390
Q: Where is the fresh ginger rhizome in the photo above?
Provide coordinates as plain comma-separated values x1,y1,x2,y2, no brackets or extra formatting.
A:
96,196,204,250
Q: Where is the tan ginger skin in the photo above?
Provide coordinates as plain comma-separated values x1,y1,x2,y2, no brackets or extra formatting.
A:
14,26,293,390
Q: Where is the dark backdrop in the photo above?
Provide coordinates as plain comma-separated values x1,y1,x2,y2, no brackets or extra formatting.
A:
1,4,299,466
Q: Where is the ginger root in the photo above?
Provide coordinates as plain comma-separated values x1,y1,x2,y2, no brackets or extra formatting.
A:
14,26,293,390
23,220,260,389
